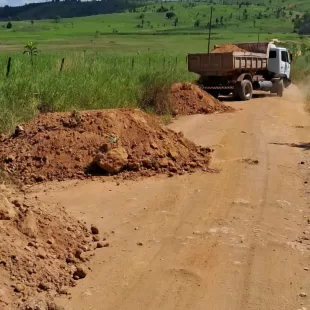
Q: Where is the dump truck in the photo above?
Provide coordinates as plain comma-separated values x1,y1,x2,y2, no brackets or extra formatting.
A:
188,42,292,101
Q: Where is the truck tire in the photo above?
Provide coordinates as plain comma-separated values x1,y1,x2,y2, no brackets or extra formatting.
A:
238,80,253,101
277,80,284,97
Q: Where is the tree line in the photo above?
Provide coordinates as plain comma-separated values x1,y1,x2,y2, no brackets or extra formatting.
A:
0,0,137,21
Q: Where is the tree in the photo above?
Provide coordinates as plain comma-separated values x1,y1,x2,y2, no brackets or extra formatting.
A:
194,20,200,27
298,11,310,34
166,12,175,19
23,41,39,67
6,21,12,29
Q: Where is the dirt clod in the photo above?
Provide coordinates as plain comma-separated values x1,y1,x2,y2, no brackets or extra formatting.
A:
169,83,234,116
92,235,100,242
74,265,88,279
14,283,25,293
97,241,109,248
90,225,99,235
95,147,128,174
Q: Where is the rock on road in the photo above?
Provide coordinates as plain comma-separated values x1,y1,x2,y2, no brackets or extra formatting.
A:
28,86,310,310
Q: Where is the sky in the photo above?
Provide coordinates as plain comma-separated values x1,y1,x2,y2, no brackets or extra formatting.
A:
0,0,54,6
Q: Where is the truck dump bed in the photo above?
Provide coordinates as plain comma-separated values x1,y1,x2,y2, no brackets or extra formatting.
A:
188,42,271,76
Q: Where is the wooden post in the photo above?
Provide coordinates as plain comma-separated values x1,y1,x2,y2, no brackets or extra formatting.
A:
131,57,134,70
148,57,151,68
6,57,11,77
60,58,65,72
175,56,178,66
207,6,213,54
163,57,166,67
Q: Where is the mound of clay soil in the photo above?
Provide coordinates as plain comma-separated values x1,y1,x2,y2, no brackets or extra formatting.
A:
0,185,105,310
211,44,248,53
0,109,212,185
169,83,234,115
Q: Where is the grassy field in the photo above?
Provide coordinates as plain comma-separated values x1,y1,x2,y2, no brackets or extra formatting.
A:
0,0,310,133
0,53,193,132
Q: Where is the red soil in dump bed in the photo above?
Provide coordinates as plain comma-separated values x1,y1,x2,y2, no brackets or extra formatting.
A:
211,44,248,53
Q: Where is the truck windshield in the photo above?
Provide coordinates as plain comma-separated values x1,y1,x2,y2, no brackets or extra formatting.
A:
281,51,289,63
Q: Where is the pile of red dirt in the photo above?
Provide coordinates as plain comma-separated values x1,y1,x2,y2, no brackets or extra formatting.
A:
0,109,212,185
0,185,107,309
169,83,234,115
211,44,248,53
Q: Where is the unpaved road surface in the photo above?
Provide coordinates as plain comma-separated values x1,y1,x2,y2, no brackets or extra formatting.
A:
27,86,310,310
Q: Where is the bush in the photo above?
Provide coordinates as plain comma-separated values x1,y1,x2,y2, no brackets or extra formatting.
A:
6,22,12,29
139,72,172,115
166,12,176,19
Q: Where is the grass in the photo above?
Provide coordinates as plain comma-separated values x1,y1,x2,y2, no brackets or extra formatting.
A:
0,52,193,133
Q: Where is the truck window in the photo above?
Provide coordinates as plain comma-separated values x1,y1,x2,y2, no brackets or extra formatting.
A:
281,51,288,63
269,50,277,58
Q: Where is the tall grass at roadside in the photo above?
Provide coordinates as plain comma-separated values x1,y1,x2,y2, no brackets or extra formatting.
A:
291,54,310,111
0,52,194,133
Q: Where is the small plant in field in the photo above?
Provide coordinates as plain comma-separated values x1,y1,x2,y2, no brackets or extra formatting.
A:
23,41,39,67
6,21,12,29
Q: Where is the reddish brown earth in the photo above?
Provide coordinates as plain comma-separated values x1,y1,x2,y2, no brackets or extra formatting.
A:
169,83,234,115
0,109,212,185
211,44,248,53
0,184,106,310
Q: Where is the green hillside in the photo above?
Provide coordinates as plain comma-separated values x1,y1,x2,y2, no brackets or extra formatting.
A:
0,1,309,53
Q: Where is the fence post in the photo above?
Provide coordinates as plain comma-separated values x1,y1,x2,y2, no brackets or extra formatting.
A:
131,57,135,70
6,57,11,77
175,56,178,66
60,58,65,72
148,57,151,68
163,57,166,67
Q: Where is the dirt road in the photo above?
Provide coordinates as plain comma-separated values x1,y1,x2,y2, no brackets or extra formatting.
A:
27,86,310,310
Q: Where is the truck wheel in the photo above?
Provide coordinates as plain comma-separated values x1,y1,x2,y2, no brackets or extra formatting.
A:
277,80,284,97
238,80,253,101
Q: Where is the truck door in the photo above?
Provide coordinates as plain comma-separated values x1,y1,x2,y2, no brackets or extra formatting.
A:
280,50,290,78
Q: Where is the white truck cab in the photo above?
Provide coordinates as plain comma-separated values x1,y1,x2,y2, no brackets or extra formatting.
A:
268,45,291,79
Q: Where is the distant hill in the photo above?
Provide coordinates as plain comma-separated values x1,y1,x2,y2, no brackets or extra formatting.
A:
0,0,140,21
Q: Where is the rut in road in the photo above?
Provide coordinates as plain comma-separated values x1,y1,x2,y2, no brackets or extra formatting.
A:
25,86,310,310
